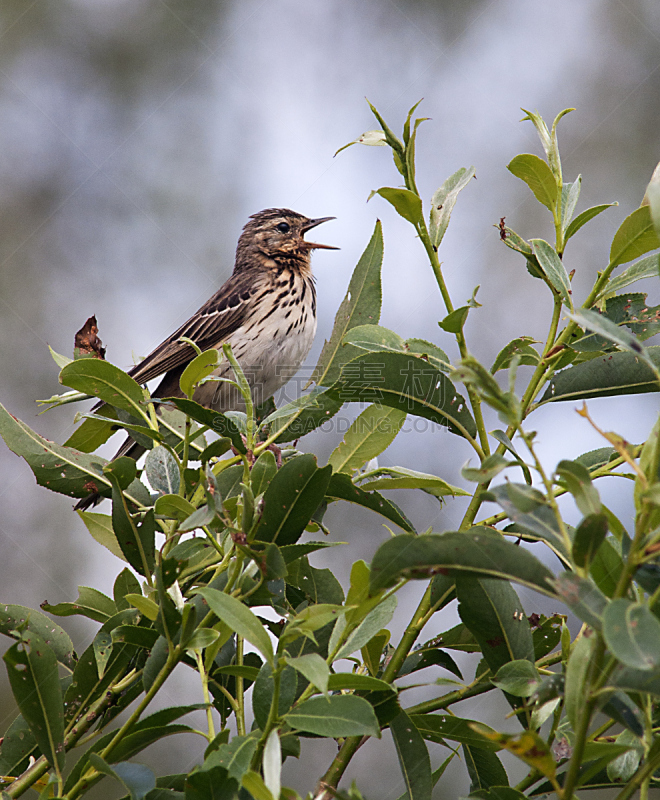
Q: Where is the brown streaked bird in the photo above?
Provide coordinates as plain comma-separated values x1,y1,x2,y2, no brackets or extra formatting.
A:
75,208,337,510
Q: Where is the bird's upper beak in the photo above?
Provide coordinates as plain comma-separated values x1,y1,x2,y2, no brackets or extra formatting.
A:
301,216,339,250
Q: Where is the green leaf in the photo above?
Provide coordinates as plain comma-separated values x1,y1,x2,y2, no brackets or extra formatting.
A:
64,408,118,453
470,727,554,781
390,710,432,800
0,713,38,777
192,587,274,666
254,454,332,546
327,673,395,693
530,239,573,308
561,176,582,232
284,695,380,738
429,166,476,248
410,713,498,750
398,646,462,680
335,129,387,156
285,653,329,696
484,484,568,561
603,599,660,670
252,663,297,729
4,631,65,771
610,664,660,696
326,472,415,533
77,510,127,562
332,351,476,440
358,465,469,498
609,204,660,268
595,253,660,305
108,467,155,578
164,397,246,454
456,576,534,687
555,459,601,516
42,585,116,623
343,325,450,372
88,753,155,800
125,594,159,621
438,306,469,334
333,595,397,660
328,404,406,474
572,513,609,569
60,359,148,420
540,345,660,402
144,447,180,495
241,771,274,800
267,388,344,444
203,734,258,782
507,153,557,212
314,221,383,387
463,745,509,792
461,453,510,484
369,530,556,596
606,730,643,784
0,605,75,669
153,494,196,522
250,450,278,497
565,632,595,730
491,660,541,698
569,309,655,371
370,186,423,224
565,202,618,242
179,349,219,398
553,572,608,630
491,337,540,374
0,402,118,500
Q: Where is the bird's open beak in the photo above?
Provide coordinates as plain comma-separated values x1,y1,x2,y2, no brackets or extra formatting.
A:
301,216,339,250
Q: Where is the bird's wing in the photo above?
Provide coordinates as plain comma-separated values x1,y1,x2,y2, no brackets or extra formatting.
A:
127,272,259,385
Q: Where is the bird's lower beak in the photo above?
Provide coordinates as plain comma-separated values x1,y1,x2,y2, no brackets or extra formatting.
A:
301,216,339,250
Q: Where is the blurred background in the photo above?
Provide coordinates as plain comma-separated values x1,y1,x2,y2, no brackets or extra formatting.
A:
1,0,659,796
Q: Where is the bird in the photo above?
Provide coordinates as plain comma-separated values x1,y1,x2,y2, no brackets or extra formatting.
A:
75,208,337,510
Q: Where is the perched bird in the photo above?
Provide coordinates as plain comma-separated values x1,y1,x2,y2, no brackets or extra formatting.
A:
75,208,336,510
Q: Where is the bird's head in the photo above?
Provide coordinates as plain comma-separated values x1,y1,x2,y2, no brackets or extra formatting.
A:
235,208,337,270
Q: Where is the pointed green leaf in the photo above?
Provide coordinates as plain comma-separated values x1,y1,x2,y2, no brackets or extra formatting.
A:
314,221,383,387
88,753,155,800
429,166,476,248
326,472,415,532
530,239,573,307
284,695,380,738
192,587,274,666
254,454,332,546
164,397,245,454
0,606,75,670
390,710,432,800
491,660,541,698
609,204,660,268
285,653,329,696
77,510,127,562
4,631,65,771
603,599,660,670
42,586,116,623
491,337,540,373
179,349,219,398
541,345,660,402
572,513,609,569
59,359,148,420
553,572,608,630
332,351,476,440
328,404,406,474
370,186,423,224
410,714,499,750
144,447,180,495
369,530,556,596
358,465,470,498
507,154,557,211
565,202,618,242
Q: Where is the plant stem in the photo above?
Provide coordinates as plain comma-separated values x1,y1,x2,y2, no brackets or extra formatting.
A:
64,647,181,799
236,635,246,736
561,635,605,800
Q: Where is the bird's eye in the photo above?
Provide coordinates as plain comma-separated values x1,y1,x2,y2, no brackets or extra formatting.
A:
276,222,290,233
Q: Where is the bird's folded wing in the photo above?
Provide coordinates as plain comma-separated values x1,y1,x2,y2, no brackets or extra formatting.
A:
127,274,256,385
